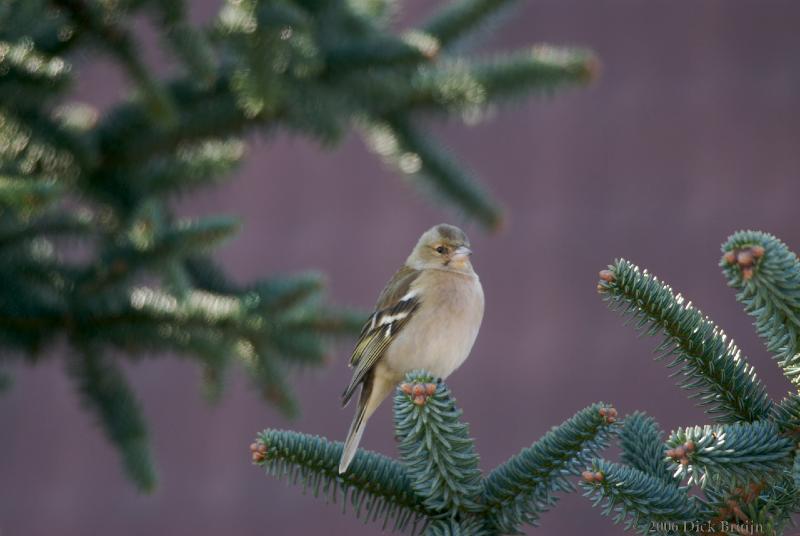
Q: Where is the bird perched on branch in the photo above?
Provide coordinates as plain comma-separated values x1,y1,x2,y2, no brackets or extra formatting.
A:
339,223,484,473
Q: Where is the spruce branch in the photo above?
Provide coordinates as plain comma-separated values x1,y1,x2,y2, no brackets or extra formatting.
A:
666,422,795,488
253,429,429,533
721,230,800,387
254,373,619,534
102,137,246,203
593,234,800,534
78,216,240,292
1,105,94,172
52,0,177,125
146,0,217,86
440,46,597,103
482,402,618,533
84,0,595,224
597,259,772,423
394,46,597,116
0,39,71,106
701,478,799,535
68,346,156,492
426,517,493,536
0,176,64,211
773,393,800,438
246,348,300,418
94,75,251,169
394,371,483,513
580,459,700,534
0,211,95,248
324,32,439,73
365,115,503,230
423,0,517,49
618,412,677,486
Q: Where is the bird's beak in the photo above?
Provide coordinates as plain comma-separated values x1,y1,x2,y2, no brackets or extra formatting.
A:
452,245,472,261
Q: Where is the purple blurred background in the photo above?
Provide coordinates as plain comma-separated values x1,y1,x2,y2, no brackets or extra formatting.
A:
2,1,800,534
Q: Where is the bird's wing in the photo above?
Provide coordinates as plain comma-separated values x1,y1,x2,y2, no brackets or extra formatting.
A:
341,266,422,405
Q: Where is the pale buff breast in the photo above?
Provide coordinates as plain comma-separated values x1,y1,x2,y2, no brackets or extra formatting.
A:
379,268,484,380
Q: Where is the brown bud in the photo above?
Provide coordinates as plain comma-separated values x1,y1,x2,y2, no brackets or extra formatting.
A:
581,470,595,482
741,267,753,281
413,395,426,406
605,416,617,424
673,446,686,458
684,441,695,452
412,384,425,397
680,457,689,466
598,407,607,417
401,383,413,395
257,443,267,454
751,245,765,258
723,251,737,265
252,451,265,462
249,442,259,452
737,250,754,267
666,448,675,458
596,283,607,293
607,407,618,418
425,383,437,396
594,472,604,482
598,270,615,282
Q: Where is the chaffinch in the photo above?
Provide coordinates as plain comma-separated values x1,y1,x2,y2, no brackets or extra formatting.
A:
339,223,484,473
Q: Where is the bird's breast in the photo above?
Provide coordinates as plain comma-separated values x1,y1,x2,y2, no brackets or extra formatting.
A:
382,270,484,380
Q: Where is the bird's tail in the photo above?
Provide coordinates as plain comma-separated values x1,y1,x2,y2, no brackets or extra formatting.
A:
339,381,373,474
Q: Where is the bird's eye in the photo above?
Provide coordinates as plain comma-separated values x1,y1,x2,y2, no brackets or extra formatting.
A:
435,246,447,254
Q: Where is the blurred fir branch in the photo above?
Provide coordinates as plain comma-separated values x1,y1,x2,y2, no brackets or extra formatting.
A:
582,231,800,535
253,370,619,534
0,0,597,491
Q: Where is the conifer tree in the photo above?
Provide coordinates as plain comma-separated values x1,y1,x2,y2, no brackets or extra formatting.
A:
0,0,597,491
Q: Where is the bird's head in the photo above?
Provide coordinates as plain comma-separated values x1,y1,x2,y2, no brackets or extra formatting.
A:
407,224,474,273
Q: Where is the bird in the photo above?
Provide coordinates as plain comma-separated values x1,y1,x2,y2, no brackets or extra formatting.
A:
338,223,484,474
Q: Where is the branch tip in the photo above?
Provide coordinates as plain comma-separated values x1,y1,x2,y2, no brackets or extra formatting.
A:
249,440,267,462
598,269,615,283
581,470,604,484
723,244,766,281
598,406,617,424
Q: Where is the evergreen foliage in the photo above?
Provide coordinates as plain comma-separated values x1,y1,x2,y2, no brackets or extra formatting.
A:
666,421,794,488
599,258,772,423
721,231,800,387
586,231,800,534
617,412,677,486
393,373,483,514
253,231,800,535
1,0,596,491
253,370,618,535
580,459,700,533
482,402,616,533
